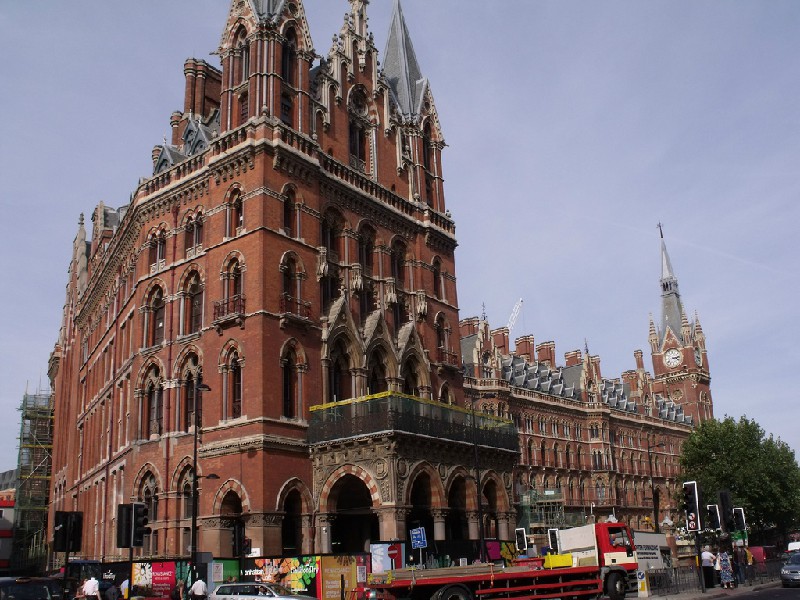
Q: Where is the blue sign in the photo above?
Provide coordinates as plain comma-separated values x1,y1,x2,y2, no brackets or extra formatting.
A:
410,527,427,549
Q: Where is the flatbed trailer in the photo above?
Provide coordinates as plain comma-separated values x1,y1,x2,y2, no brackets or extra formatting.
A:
366,523,638,600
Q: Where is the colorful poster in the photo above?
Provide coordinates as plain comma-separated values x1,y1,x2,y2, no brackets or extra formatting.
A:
319,556,359,600
243,557,320,595
151,563,176,599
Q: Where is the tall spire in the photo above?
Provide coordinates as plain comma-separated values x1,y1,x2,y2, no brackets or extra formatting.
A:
658,225,684,346
383,0,428,118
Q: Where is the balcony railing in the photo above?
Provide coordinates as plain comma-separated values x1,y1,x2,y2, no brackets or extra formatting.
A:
213,294,246,321
309,392,518,451
280,294,312,319
437,348,459,366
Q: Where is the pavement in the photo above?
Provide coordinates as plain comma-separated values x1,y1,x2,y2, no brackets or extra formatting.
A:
644,580,782,600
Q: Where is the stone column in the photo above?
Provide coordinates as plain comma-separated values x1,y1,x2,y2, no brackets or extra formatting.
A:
376,507,409,542
432,509,447,541
466,510,479,540
317,513,334,554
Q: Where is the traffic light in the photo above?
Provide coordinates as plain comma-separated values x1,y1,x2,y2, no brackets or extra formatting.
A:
719,490,734,532
233,521,248,556
54,511,83,552
132,502,151,547
682,481,701,532
733,507,747,531
116,503,132,548
706,504,721,531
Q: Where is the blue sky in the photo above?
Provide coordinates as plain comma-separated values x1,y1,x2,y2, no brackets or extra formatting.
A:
1,1,798,471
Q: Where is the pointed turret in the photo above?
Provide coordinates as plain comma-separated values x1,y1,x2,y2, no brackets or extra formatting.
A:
383,0,428,119
658,226,684,346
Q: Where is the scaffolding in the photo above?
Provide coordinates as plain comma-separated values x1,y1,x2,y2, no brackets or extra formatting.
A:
518,489,587,550
12,391,53,574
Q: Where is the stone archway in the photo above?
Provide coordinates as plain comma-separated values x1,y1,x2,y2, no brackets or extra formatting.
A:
324,473,380,554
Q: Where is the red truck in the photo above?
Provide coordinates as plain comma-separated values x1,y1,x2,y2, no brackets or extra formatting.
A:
366,522,638,600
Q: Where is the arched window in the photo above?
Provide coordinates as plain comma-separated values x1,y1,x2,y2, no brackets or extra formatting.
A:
438,383,451,404
139,472,159,555
328,339,351,403
283,191,296,237
183,272,203,335
282,349,297,419
185,215,203,256
227,192,243,237
348,91,369,173
367,349,388,395
182,371,196,433
401,358,420,397
234,28,249,86
144,373,163,439
229,351,242,419
149,231,167,268
148,287,166,346
281,29,297,86
432,259,443,300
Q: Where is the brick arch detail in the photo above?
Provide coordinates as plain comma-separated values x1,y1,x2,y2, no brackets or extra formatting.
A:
404,462,446,510
275,477,314,514
177,264,208,290
211,478,251,515
479,469,511,512
445,468,480,512
132,463,164,497
135,356,166,390
219,339,245,369
278,338,308,366
172,344,203,379
318,464,382,514
169,456,196,490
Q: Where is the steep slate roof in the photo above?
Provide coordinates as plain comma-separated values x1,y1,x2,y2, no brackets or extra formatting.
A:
383,0,428,118
250,0,286,21
500,356,579,400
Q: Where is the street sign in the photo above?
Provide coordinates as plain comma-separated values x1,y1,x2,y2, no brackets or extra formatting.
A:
410,527,427,549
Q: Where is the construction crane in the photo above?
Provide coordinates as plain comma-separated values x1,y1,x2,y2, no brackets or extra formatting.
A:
507,298,523,333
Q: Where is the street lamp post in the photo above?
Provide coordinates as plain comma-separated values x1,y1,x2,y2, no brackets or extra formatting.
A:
647,441,666,533
470,397,487,562
191,375,211,582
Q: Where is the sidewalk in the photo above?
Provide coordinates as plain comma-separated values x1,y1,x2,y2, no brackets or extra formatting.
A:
644,580,782,600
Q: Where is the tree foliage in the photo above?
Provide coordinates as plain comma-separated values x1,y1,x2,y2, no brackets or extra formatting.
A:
680,415,800,542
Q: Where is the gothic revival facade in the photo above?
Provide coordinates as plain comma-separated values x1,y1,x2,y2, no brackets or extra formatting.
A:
48,0,712,564
48,0,517,562
461,231,712,532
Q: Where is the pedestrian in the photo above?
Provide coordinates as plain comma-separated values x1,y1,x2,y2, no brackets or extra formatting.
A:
82,577,102,600
719,548,735,589
733,541,747,585
700,545,716,589
170,581,185,600
76,579,87,600
120,580,129,600
105,583,120,600
189,578,207,600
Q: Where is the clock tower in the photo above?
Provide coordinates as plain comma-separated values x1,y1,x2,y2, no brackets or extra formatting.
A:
649,226,713,423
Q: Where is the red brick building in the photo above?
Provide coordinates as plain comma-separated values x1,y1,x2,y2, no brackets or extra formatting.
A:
49,0,713,565
49,0,517,563
461,230,712,533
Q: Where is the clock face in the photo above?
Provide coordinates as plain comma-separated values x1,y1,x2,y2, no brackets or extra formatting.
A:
664,348,681,368
694,348,703,366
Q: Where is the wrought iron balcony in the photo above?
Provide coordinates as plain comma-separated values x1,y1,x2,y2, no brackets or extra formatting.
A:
280,293,312,319
308,392,519,451
213,294,245,321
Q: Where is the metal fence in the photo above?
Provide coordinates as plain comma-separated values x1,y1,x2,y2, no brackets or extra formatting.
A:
645,560,784,596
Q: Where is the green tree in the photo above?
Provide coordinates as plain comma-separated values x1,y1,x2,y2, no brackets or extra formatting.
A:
680,415,800,544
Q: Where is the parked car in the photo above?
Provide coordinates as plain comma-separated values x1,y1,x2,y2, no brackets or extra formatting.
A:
211,583,316,600
0,577,56,600
781,553,800,588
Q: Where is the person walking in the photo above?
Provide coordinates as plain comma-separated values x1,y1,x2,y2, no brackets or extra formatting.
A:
82,577,102,600
701,546,716,589
105,583,121,600
733,542,747,585
120,579,129,600
719,548,735,589
189,578,207,600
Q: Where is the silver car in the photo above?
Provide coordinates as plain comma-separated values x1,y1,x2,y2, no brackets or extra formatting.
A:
781,553,800,588
211,583,316,600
